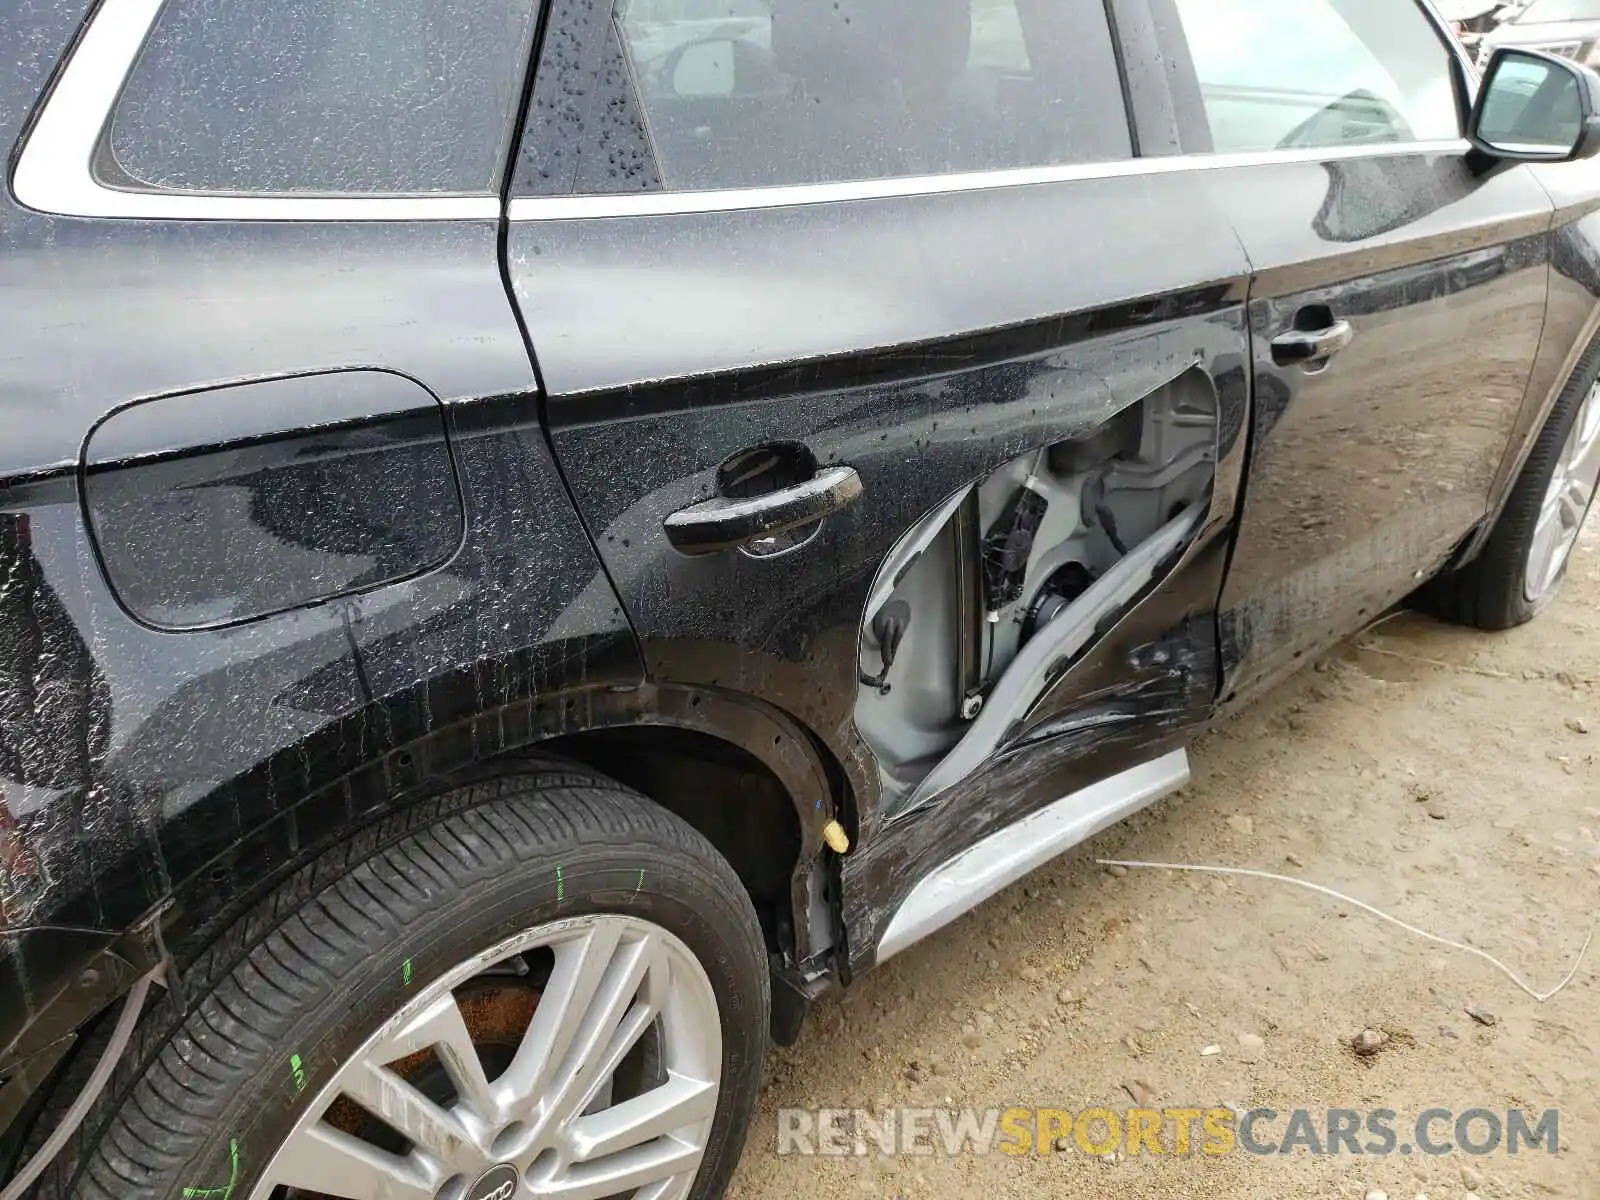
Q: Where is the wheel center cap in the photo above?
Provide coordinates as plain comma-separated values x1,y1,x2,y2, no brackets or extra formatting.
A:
459,1162,520,1200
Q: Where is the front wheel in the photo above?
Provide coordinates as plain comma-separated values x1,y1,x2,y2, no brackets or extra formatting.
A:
1420,337,1600,629
32,764,769,1200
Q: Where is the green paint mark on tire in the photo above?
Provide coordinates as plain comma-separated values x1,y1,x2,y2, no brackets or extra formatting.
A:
183,1137,240,1200
289,1053,305,1093
402,958,413,986
635,869,645,893
556,863,565,901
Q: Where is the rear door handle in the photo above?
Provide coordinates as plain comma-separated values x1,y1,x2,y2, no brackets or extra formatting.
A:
664,465,863,556
1271,319,1355,368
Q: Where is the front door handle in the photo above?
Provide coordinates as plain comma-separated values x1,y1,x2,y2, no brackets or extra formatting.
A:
1271,319,1355,369
664,465,863,556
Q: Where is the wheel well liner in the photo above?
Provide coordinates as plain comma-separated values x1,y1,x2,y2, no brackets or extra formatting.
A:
543,725,802,953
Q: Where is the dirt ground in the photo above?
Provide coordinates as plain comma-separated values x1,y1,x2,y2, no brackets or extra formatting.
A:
729,517,1600,1199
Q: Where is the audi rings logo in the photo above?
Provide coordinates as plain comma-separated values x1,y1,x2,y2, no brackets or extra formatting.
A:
465,1163,519,1200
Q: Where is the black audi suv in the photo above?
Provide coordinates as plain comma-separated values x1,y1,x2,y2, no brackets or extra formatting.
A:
4,1,1600,1198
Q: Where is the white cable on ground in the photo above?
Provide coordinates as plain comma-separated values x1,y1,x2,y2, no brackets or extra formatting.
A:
1096,858,1593,1002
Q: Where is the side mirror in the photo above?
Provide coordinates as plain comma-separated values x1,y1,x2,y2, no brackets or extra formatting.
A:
1469,47,1600,162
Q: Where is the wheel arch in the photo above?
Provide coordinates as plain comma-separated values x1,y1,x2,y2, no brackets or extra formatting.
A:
1,676,839,1189
149,678,839,964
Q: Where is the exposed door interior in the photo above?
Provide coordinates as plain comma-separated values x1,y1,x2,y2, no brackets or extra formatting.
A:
854,368,1220,813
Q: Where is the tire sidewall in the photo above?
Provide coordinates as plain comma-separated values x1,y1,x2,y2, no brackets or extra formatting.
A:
91,792,766,1200
1444,336,1600,630
1511,366,1600,623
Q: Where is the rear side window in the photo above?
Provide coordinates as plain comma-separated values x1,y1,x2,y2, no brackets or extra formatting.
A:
101,0,541,195
581,0,1131,192
1171,0,1460,153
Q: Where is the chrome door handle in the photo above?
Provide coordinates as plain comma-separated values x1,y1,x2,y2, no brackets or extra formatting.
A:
1271,319,1355,368
663,465,863,556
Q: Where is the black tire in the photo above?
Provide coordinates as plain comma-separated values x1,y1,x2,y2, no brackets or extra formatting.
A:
1418,333,1600,630
28,762,768,1200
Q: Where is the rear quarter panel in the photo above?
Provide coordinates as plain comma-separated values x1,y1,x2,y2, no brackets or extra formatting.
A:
0,3,638,1076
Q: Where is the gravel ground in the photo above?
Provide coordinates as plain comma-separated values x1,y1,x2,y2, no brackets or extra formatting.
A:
730,516,1600,1199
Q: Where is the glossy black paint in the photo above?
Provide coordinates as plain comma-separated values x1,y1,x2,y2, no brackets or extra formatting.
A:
6,0,1600,1171
1465,158,1600,560
1211,150,1557,700
506,168,1253,969
0,0,642,1106
83,371,464,630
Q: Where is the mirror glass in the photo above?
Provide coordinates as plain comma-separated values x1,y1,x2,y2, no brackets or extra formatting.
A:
1476,50,1584,157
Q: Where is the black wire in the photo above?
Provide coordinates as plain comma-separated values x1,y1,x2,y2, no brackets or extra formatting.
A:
1095,498,1130,556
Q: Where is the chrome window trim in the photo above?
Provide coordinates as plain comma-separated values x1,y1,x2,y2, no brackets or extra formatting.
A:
15,0,1474,224
507,139,1474,221
13,0,500,221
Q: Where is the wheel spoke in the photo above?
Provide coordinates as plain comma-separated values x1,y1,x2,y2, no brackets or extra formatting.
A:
1561,476,1593,530
1527,494,1566,596
532,1137,703,1200
633,1174,698,1200
262,1123,436,1200
249,915,723,1200
369,989,497,1118
501,919,653,1120
567,1073,718,1162
1567,387,1600,478
559,991,656,1123
341,1060,481,1170
535,939,657,1129
1569,426,1600,484
1529,384,1600,601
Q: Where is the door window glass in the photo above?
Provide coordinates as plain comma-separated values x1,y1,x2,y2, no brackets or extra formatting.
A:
611,0,1132,190
1172,0,1460,153
102,0,540,195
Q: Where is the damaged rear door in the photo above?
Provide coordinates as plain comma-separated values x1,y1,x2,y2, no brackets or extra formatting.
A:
866,339,1247,813
505,0,1251,968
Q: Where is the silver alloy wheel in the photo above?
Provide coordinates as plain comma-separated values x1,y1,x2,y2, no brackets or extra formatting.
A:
1525,378,1600,602
247,914,722,1200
